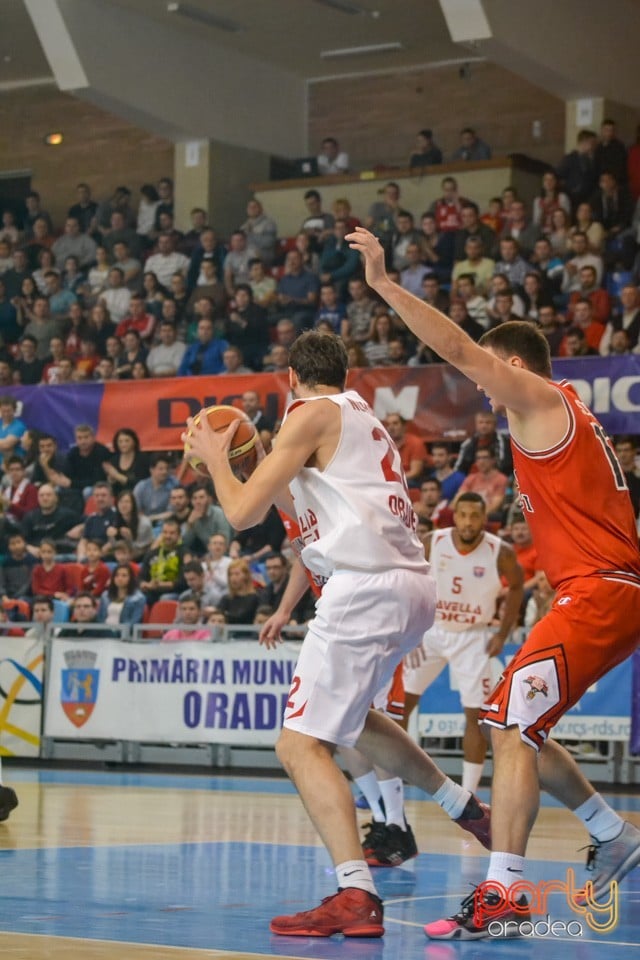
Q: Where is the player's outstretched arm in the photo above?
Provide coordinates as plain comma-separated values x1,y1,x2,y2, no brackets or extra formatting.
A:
259,558,310,649
346,227,558,417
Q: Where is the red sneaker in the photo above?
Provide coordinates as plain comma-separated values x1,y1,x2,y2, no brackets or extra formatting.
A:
454,795,491,850
270,888,384,937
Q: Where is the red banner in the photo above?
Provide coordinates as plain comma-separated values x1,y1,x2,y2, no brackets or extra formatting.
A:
95,368,482,451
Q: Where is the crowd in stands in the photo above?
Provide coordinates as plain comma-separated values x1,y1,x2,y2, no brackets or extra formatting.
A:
0,118,638,635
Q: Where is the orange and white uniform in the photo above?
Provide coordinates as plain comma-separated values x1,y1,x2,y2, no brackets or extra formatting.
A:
481,381,640,749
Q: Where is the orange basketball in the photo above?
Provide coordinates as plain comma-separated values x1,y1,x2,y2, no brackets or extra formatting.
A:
184,405,257,476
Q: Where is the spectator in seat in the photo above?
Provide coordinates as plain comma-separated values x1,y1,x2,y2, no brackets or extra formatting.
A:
614,436,640,518
412,478,452,528
31,540,76,603
99,267,131,325
115,293,155,343
451,237,495,297
200,533,233,607
594,118,628,184
104,489,153,562
522,271,554,322
590,172,634,237
532,171,571,235
133,453,177,529
240,199,277,267
225,284,270,370
537,304,564,356
68,182,98,235
340,276,376,344
557,129,598,210
409,128,442,169
365,182,401,254
26,595,56,639
566,266,611,325
560,325,599,357
276,249,320,331
146,320,186,378
420,274,450,314
0,531,36,601
13,334,44,387
315,282,346,334
419,212,455,282
98,563,145,627
453,203,497,262
102,428,149,499
451,126,491,162
426,442,465,503
180,560,221,615
400,242,432,298
219,559,259,626
247,258,277,311
52,216,96,271
163,592,211,642
58,592,118,638
493,238,531,293
186,228,227,292
183,483,233,557
384,413,427,487
76,483,119,560
317,137,349,175
179,206,209,258
59,424,111,500
599,284,640,354
454,448,509,522
320,219,361,298
79,539,111,596
428,177,468,233
455,274,489,330
223,231,257,297
455,410,512,477
139,517,185,606
145,233,190,290
508,514,540,594
499,199,541,260
2,455,38,524
559,299,605,355
23,484,81,557
0,397,26,470
220,345,252,375
263,343,290,373
178,316,228,377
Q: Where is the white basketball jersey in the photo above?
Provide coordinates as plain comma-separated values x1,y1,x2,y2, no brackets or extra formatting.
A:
286,390,428,579
430,528,502,633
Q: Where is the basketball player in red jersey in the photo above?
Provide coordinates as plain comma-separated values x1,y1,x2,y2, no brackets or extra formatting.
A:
348,226,640,940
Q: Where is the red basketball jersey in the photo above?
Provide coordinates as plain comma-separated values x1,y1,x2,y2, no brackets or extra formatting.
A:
510,380,640,589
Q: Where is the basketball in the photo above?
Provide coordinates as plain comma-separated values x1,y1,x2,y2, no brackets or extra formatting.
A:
184,405,258,476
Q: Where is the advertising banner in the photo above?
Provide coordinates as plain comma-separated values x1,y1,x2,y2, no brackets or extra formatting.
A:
0,635,44,757
44,639,301,746
418,643,632,742
8,356,640,452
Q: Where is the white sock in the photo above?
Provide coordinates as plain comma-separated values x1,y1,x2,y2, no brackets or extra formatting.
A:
335,859,377,895
355,772,385,822
487,851,526,890
378,777,406,829
462,761,484,793
573,793,624,842
433,778,471,820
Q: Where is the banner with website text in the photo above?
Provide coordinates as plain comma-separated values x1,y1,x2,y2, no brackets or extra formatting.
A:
418,643,633,742
7,356,640,452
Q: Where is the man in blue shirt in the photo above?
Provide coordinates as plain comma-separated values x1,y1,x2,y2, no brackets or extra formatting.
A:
0,396,26,469
178,317,228,376
276,249,320,331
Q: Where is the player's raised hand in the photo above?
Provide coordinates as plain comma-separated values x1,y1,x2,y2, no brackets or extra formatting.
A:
346,226,388,287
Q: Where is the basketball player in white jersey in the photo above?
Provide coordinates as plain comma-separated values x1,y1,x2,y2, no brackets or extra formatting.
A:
0,759,18,821
404,493,524,793
184,331,491,939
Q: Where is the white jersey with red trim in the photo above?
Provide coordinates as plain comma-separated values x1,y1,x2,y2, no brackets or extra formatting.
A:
286,390,428,578
431,527,502,633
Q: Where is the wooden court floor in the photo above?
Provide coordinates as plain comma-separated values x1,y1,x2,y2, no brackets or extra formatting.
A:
0,767,639,959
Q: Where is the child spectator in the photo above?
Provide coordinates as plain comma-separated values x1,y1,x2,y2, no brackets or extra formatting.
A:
0,532,36,601
80,540,111,597
30,539,72,601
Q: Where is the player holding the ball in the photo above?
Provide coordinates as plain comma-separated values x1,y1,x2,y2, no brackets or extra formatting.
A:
183,331,491,938
346,226,640,940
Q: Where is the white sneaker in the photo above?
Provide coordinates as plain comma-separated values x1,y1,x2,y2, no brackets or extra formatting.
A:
585,821,640,898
